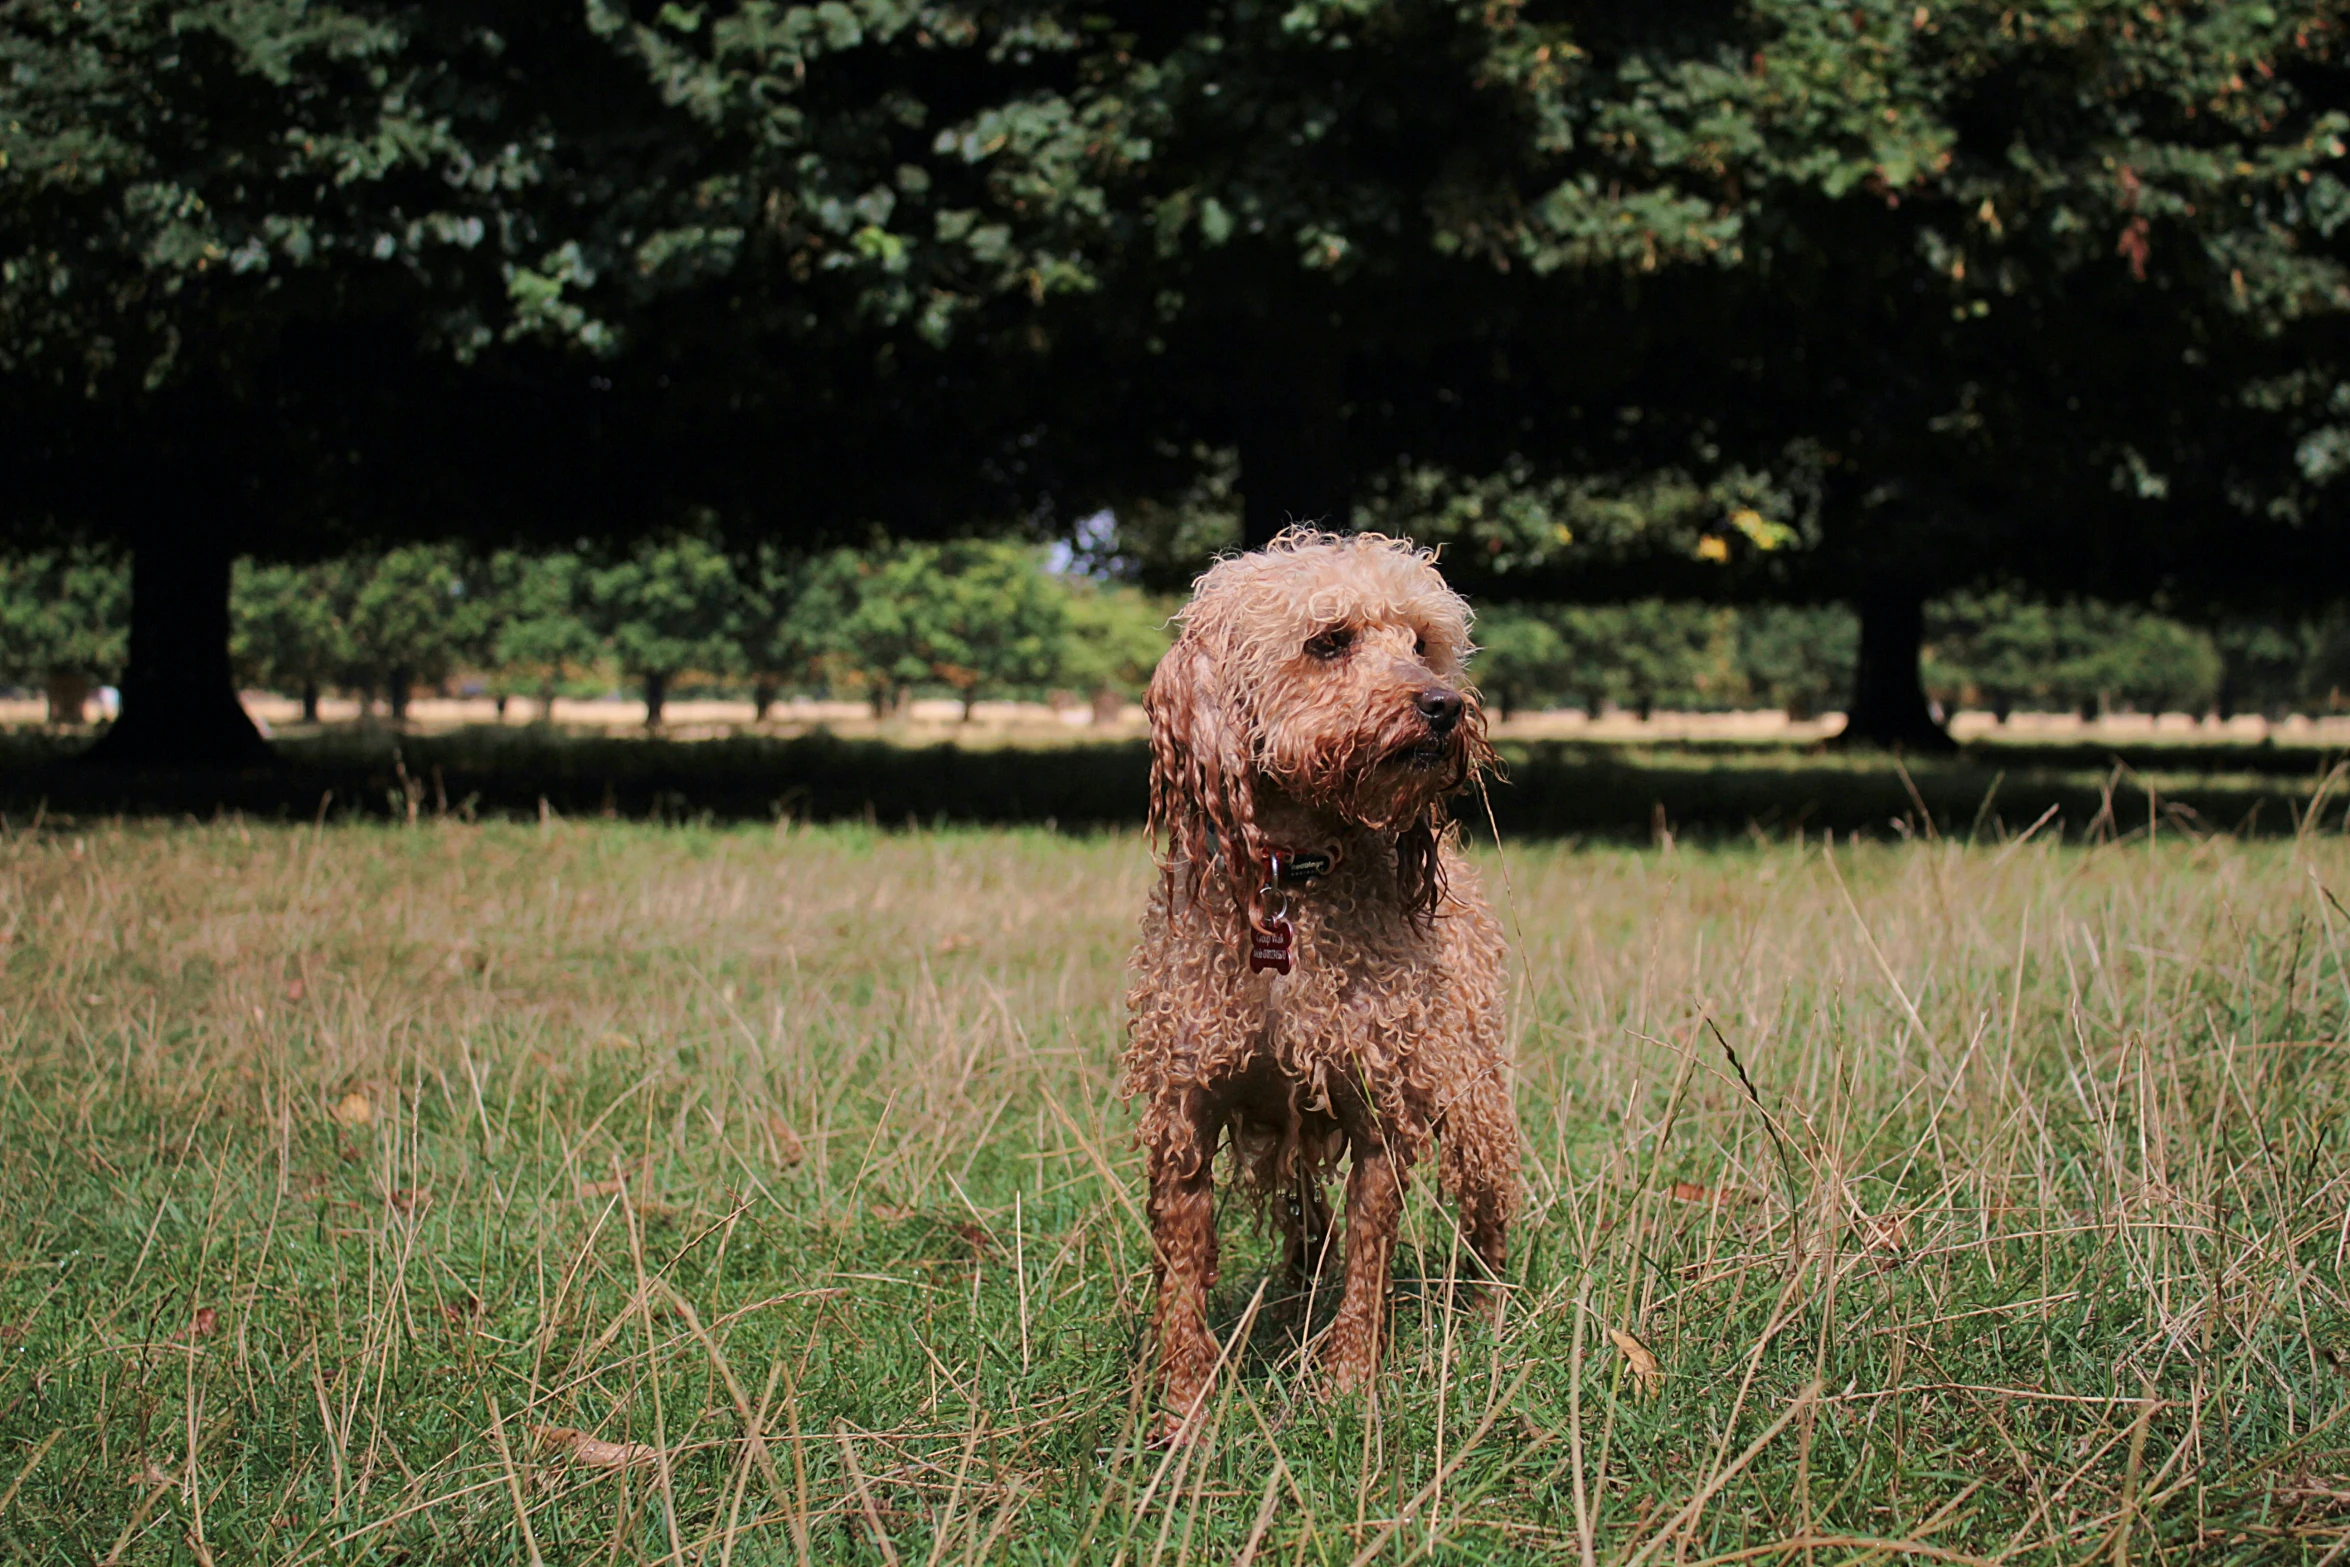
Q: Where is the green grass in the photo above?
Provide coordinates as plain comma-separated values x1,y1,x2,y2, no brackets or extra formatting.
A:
1,819,2347,1562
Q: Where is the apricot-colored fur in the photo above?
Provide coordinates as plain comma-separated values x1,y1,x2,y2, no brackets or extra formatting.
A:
1122,528,1520,1437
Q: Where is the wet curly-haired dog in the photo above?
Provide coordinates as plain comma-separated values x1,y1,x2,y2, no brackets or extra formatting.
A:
1122,527,1520,1437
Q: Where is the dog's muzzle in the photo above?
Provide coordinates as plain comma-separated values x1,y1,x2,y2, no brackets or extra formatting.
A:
1400,686,1465,767
1415,686,1465,734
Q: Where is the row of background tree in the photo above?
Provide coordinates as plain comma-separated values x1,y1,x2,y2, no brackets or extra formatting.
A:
8,540,2345,730
12,4,2350,767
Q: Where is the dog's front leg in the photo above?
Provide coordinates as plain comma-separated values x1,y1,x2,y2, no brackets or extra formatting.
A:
1320,1133,1410,1392
1438,1067,1519,1319
1143,1088,1221,1440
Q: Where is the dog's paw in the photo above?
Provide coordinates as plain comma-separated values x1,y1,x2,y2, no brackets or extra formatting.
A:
1151,1408,1206,1449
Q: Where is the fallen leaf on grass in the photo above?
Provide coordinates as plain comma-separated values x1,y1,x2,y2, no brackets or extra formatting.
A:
1608,1328,1662,1399
766,1114,805,1167
951,1220,998,1257
1669,1182,1756,1205
1857,1212,1910,1254
935,933,976,954
577,1161,649,1200
533,1426,658,1469
575,1171,677,1219
385,1188,428,1215
284,978,305,1002
186,1307,218,1340
329,1092,372,1128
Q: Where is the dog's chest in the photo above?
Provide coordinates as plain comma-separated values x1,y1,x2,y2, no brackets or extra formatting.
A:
1251,875,1449,1032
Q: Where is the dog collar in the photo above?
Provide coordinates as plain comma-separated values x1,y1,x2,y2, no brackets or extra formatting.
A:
1264,847,1338,885
1247,845,1340,975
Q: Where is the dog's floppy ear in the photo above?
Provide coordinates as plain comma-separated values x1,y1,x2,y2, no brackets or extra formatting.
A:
1146,635,1258,912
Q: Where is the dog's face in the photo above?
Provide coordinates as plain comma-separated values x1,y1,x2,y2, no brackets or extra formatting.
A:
1149,531,1490,877
1242,546,1483,828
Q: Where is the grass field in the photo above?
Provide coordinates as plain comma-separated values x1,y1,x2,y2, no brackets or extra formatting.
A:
2,818,2346,1563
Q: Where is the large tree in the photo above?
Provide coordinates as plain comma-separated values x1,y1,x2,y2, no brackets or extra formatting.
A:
0,1,1102,767
6,7,499,761
1374,0,2350,747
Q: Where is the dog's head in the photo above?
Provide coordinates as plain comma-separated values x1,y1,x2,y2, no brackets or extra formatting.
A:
1147,528,1493,919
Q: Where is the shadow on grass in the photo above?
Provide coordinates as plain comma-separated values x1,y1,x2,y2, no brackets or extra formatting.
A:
4,725,2348,840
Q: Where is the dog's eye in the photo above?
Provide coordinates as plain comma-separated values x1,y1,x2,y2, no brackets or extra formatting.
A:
1304,627,1354,661
1413,632,1428,657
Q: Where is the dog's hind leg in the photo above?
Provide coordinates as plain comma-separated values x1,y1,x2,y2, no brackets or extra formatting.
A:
1319,1132,1411,1392
1143,1088,1222,1439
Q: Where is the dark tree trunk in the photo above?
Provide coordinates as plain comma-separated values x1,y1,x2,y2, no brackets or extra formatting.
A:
45,672,92,725
493,692,509,720
752,679,776,722
80,529,271,768
387,666,413,723
1236,314,1349,549
1836,579,1956,752
301,680,321,723
644,670,667,727
1992,692,2012,724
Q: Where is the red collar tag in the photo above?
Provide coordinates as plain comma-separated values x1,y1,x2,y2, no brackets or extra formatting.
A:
1248,914,1294,975
1248,846,1325,975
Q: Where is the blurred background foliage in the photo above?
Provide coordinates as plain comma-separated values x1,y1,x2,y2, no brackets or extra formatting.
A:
8,543,2344,731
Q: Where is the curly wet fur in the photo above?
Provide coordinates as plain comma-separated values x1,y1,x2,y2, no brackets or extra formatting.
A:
1123,528,1521,1436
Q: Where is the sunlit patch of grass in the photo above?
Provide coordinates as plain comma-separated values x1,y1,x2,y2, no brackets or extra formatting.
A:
0,818,2346,1562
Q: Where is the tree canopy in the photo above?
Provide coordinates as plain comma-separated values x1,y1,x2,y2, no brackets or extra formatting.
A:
9,2,2350,764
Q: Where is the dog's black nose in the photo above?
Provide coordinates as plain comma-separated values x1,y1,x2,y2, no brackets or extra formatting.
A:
1415,687,1463,731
